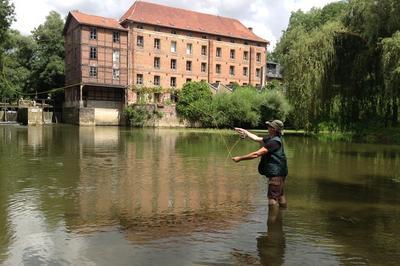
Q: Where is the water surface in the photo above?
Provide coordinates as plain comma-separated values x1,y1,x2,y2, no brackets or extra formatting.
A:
0,125,399,265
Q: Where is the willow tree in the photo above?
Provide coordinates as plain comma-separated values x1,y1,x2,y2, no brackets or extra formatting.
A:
275,0,400,131
381,32,400,126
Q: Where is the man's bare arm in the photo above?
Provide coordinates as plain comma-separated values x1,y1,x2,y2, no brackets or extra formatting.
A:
232,147,268,162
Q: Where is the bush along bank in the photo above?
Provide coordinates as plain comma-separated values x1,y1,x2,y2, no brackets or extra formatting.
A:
124,104,163,127
176,82,291,128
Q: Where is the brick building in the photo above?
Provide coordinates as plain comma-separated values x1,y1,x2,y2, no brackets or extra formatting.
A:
63,1,268,125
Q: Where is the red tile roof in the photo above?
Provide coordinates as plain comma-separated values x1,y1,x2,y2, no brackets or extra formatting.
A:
67,10,128,32
120,1,268,43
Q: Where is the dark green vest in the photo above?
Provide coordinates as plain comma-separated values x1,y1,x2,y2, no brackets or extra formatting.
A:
258,136,288,177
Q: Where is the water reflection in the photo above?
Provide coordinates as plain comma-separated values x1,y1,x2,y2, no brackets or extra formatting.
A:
257,207,285,266
69,128,259,244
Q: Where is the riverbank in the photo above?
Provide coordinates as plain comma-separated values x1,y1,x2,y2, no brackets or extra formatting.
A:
252,127,400,145
311,128,400,145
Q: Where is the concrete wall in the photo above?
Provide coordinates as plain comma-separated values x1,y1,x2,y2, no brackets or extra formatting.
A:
63,105,123,126
18,107,43,125
63,107,79,124
62,107,95,126
155,105,186,127
79,108,95,126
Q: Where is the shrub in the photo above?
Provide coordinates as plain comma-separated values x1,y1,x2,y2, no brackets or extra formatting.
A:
124,105,164,127
176,81,213,126
176,82,292,129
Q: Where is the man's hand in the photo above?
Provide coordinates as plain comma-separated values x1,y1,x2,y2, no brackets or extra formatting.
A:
232,156,241,162
234,127,247,139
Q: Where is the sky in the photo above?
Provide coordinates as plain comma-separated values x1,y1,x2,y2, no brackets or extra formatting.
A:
10,0,339,49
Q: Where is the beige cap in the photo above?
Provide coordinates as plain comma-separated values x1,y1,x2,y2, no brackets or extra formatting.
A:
266,120,284,133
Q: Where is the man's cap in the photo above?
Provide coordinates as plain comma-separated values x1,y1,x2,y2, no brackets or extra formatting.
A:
266,120,284,133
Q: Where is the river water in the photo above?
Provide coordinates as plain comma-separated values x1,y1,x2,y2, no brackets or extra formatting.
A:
0,125,399,265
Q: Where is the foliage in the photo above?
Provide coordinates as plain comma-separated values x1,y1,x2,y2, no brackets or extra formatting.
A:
30,11,65,97
275,0,400,132
0,0,14,50
134,86,163,94
263,80,282,91
212,87,261,128
0,10,65,102
176,81,213,126
0,0,15,97
176,82,291,128
124,105,163,127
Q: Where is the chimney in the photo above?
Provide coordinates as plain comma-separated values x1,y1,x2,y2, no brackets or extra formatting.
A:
248,27,253,32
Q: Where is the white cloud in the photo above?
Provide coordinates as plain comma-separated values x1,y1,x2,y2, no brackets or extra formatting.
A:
11,0,340,49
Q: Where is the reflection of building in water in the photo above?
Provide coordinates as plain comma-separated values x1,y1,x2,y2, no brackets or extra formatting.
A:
68,128,259,242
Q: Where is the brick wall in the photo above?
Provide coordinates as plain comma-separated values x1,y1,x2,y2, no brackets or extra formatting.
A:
128,23,266,89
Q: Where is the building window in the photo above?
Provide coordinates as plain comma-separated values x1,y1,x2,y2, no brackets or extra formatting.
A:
154,75,160,86
90,47,97,59
171,41,177,53
154,57,160,69
113,50,120,64
217,37,221,41
216,47,221,57
186,61,192,71
170,77,176,87
256,68,261,78
171,30,177,34
113,32,120,43
230,49,235,59
216,64,221,74
201,62,207,73
257,53,261,62
154,27,161,32
137,36,144,47
244,51,249,61
90,27,96,40
137,24,143,29
230,39,235,43
154,38,160,49
89,66,97,77
171,59,177,70
186,43,192,55
136,74,143,85
202,35,207,39
230,66,235,76
112,69,120,80
186,78,192,83
201,45,207,56
243,67,248,76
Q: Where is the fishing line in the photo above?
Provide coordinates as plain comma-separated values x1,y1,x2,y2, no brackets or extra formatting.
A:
185,101,241,159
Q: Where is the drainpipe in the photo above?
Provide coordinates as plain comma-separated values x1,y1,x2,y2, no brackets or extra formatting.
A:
79,84,84,108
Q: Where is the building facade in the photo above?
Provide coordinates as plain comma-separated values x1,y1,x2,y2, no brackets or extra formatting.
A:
63,1,268,125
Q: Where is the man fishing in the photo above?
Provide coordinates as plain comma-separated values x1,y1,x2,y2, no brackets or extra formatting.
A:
232,120,288,207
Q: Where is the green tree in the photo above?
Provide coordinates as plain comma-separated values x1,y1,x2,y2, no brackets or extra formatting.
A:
30,11,65,98
177,82,291,128
0,0,14,51
176,81,213,126
0,30,35,98
275,0,400,131
0,0,15,98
